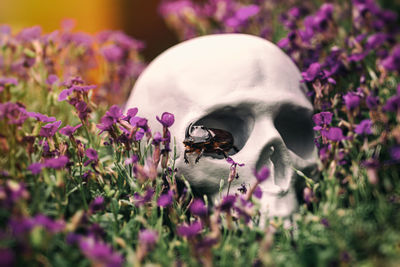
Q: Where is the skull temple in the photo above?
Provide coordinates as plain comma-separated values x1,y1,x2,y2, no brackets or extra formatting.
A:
125,34,317,217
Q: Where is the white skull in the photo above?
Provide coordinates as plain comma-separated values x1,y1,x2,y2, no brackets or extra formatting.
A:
125,34,317,217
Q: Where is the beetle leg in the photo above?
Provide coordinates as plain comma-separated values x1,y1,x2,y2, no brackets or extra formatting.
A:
216,148,229,158
195,148,205,164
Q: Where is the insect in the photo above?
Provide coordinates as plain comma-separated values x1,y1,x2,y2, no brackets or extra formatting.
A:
183,123,238,164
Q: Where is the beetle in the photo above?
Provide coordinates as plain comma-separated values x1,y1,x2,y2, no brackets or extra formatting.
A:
183,123,239,164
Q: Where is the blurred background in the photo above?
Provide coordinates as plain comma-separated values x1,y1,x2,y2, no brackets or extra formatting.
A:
0,0,179,61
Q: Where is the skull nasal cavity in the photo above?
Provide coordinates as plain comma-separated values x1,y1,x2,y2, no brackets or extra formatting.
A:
193,106,255,158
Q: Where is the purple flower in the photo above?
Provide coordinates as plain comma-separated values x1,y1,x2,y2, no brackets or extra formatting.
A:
390,146,400,162
381,45,400,72
0,77,18,88
27,112,56,123
134,188,155,206
1,181,29,207
125,155,139,165
102,45,124,62
321,218,330,228
33,214,65,233
383,95,400,112
177,221,202,238
343,92,361,110
0,248,14,267
355,119,372,135
253,186,263,199
313,111,333,130
75,101,91,121
236,5,260,21
219,195,236,212
86,148,98,161
44,156,69,169
59,124,82,137
254,166,270,183
123,107,138,121
366,33,388,50
226,157,245,167
17,26,42,42
138,229,158,246
366,95,379,110
190,199,208,217
106,105,123,121
157,190,173,207
46,74,59,86
152,132,163,145
0,102,29,125
156,112,175,127
302,62,322,82
79,236,123,267
325,127,344,141
58,88,73,101
89,196,105,213
28,162,43,175
303,187,313,204
39,120,62,137
135,128,145,141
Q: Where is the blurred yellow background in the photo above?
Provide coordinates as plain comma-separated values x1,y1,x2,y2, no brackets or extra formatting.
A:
0,0,178,60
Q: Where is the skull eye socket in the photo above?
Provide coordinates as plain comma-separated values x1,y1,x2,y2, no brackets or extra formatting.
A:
273,104,315,159
192,106,255,159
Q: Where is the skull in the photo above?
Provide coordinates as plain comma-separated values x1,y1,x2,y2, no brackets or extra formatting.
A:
125,34,317,217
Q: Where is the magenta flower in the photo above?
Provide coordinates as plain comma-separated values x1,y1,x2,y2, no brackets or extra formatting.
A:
157,190,173,207
78,237,123,267
102,45,124,62
325,127,344,141
303,187,313,204
366,95,379,110
123,107,138,121
33,214,65,233
39,120,62,137
355,119,373,135
152,132,163,145
0,248,14,267
177,221,202,238
86,148,98,161
84,148,99,166
190,199,208,217
312,111,333,130
302,62,322,82
106,105,123,121
27,112,56,123
46,74,59,86
17,25,42,42
381,45,400,72
0,102,29,125
219,195,236,212
58,88,73,101
133,188,155,207
383,95,400,112
254,166,270,183
89,196,105,213
138,229,158,246
343,92,361,110
226,157,245,167
253,186,263,199
390,146,400,162
156,112,175,127
59,124,82,137
0,77,18,88
28,163,43,175
44,156,69,169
